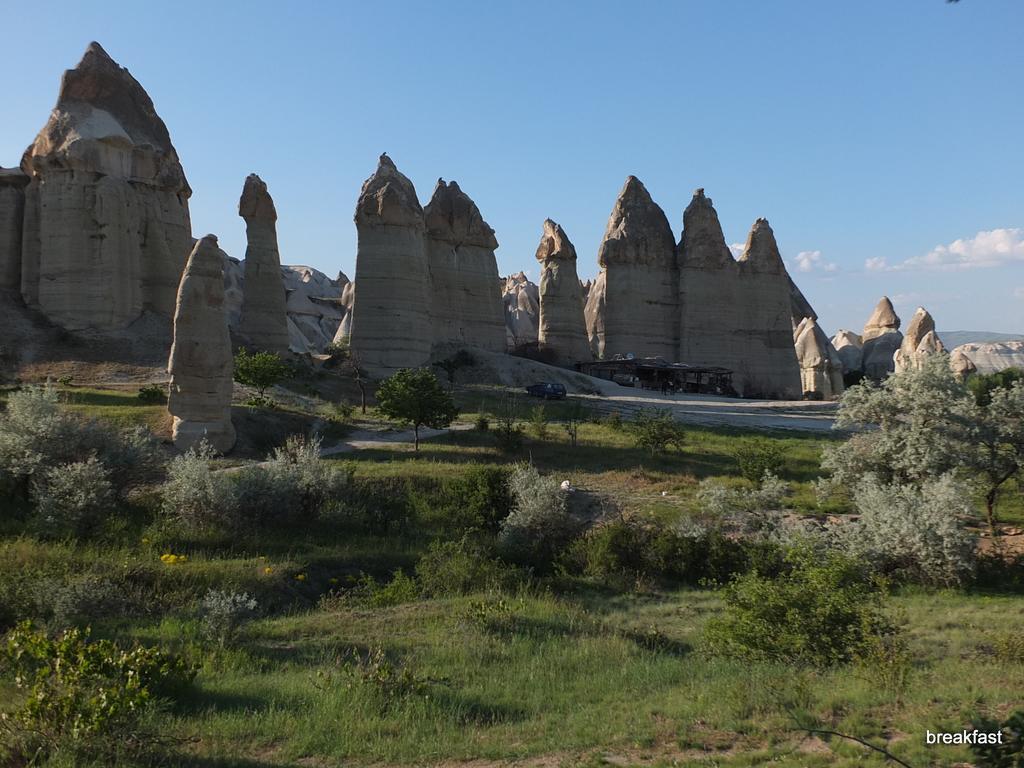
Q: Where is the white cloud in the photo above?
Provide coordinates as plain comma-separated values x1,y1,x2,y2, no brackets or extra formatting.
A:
1014,286,1024,300
864,256,888,271
877,228,1024,272
791,249,838,273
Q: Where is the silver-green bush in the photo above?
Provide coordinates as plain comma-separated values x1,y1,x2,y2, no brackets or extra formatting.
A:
161,442,238,533
31,457,114,538
498,464,574,569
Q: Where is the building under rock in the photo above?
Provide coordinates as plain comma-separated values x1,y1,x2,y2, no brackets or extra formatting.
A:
7,42,193,331
348,155,506,376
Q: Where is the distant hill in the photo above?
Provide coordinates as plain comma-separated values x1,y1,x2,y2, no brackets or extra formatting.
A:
939,331,1024,348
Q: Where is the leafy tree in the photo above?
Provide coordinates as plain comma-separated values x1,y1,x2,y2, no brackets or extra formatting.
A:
233,348,289,399
631,408,685,457
733,439,786,484
969,367,1024,407
375,368,458,450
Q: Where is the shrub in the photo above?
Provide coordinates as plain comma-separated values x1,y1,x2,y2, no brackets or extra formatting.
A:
732,439,786,483
233,347,290,399
46,575,135,629
31,456,114,538
416,537,526,596
436,465,511,534
474,414,490,432
528,405,549,439
362,570,420,607
160,441,238,534
344,476,414,535
702,548,895,666
971,710,1024,767
137,383,167,404
498,464,575,570
565,516,654,587
835,474,977,586
0,621,194,763
696,473,792,534
631,409,685,457
199,589,258,647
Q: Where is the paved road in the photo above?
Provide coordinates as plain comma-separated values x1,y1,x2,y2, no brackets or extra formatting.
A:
321,423,476,455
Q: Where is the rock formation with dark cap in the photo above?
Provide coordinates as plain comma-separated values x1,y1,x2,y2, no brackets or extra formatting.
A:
348,154,431,376
167,235,235,453
423,179,505,352
19,42,192,330
535,219,591,367
237,174,289,353
592,176,677,359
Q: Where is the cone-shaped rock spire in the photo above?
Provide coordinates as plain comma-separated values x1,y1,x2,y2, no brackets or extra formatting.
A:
536,219,591,367
167,235,235,453
738,218,787,275
19,41,192,329
423,180,505,352
894,307,945,373
861,296,903,380
591,175,677,359
679,189,734,268
349,154,432,376
237,174,289,354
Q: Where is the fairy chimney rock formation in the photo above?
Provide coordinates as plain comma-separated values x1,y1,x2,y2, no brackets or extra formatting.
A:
794,317,845,399
860,296,903,380
237,174,289,353
167,235,235,453
593,176,677,359
0,168,29,289
677,190,801,398
949,347,978,380
20,42,192,330
535,219,592,367
348,154,431,376
502,272,539,347
831,330,864,375
894,307,945,373
423,179,506,352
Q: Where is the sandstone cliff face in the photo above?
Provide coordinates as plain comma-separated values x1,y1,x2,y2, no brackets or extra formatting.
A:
348,154,431,376
237,174,289,353
167,235,235,453
893,307,945,373
794,317,844,399
953,341,1024,375
535,219,591,367
20,42,192,330
502,271,539,347
594,176,677,359
423,180,505,352
583,270,606,357
677,188,801,398
861,296,903,380
831,329,864,375
0,168,29,289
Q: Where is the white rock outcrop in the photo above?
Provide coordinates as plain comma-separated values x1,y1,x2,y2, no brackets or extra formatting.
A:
794,317,845,399
953,341,1024,375
830,330,864,375
860,297,903,380
893,307,945,373
167,235,235,453
20,42,192,330
423,180,506,352
237,174,289,353
502,271,539,348
949,347,978,380
535,219,591,367
348,154,431,376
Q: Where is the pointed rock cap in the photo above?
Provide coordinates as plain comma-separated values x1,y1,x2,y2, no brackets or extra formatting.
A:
738,218,787,274
917,329,945,354
355,153,423,228
832,329,863,349
598,175,675,268
949,347,977,378
794,317,826,367
535,219,577,262
22,41,188,193
863,296,901,334
239,173,277,222
680,188,735,268
183,235,225,280
903,307,937,348
423,179,498,248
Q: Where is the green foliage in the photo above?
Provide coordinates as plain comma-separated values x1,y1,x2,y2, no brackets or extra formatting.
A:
498,464,575,570
702,548,895,666
474,414,490,432
136,383,167,404
0,621,194,763
375,368,458,450
528,405,549,439
160,441,238,534
356,570,420,607
343,646,432,706
416,537,526,597
970,367,1024,407
424,465,511,535
732,439,786,483
199,589,258,647
233,347,289,398
31,456,114,538
631,409,685,457
971,710,1024,767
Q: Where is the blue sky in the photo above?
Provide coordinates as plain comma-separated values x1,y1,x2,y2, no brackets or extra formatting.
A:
2,0,1021,335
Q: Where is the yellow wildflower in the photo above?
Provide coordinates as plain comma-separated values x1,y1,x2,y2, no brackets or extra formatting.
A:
295,573,307,582
264,567,273,575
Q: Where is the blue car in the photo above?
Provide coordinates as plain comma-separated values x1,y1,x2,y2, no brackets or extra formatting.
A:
525,382,567,400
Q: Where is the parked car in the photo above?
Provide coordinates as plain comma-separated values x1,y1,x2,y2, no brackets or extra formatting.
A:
525,382,567,400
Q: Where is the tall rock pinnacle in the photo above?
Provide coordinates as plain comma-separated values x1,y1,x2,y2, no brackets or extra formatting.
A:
237,174,289,354
535,219,591,367
678,189,734,269
861,296,903,380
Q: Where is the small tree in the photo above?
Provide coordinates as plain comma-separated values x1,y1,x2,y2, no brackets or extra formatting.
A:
562,402,589,448
733,439,785,484
233,348,289,400
632,408,685,457
375,368,458,451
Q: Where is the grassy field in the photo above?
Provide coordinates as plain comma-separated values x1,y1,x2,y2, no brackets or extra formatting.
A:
2,382,1023,767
